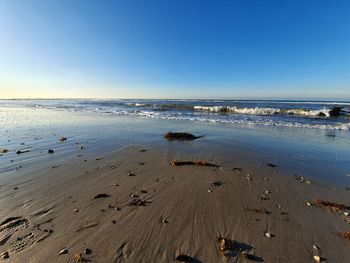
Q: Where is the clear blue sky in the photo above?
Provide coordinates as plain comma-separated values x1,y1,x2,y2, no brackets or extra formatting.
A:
0,0,349,99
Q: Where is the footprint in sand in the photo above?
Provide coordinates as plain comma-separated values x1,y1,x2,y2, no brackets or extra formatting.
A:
0,217,30,246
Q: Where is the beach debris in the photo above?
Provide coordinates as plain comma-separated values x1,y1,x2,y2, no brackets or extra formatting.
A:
171,160,219,168
113,183,120,187
130,193,139,198
73,253,85,262
36,233,50,243
80,145,84,150
0,148,8,153
264,190,270,194
1,251,9,259
242,252,264,261
342,231,350,239
48,149,54,154
84,248,92,255
107,204,114,208
128,171,136,176
141,189,148,193
16,150,30,154
232,167,242,172
344,212,349,216
139,149,148,152
296,176,312,184
164,132,201,141
267,163,278,168
313,255,321,262
77,221,99,232
276,204,282,209
313,199,350,212
94,193,110,199
243,207,270,214
306,201,312,207
261,194,270,201
246,174,252,181
211,181,223,187
59,248,68,255
73,209,79,212
112,220,117,224
265,232,274,238
218,237,234,256
129,198,150,207
160,217,169,224
116,207,121,211
175,254,196,262
208,189,212,193
59,137,67,142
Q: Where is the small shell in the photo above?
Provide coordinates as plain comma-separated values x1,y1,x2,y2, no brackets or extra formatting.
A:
313,255,321,262
59,248,68,255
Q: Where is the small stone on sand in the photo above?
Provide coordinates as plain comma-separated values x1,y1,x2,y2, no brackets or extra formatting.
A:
59,248,68,255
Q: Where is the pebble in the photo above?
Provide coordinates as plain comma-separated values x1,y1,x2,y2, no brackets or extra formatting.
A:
264,190,270,194
58,248,68,255
112,220,117,224
84,248,92,255
73,209,79,212
128,172,136,176
344,212,349,216
265,232,273,238
48,149,54,154
313,255,321,262
306,201,312,207
107,204,114,208
208,189,212,193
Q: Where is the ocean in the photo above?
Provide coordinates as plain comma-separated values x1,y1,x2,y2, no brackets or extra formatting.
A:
1,99,349,130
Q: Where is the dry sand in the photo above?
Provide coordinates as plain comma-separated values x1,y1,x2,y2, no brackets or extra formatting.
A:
0,143,349,262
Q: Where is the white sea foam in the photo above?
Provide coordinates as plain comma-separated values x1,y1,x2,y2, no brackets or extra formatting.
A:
193,106,332,117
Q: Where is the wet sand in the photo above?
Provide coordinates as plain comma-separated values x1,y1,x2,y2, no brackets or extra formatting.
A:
0,139,349,263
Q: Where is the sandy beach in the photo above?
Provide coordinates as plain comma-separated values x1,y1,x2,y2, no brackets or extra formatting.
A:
0,104,349,263
1,126,350,262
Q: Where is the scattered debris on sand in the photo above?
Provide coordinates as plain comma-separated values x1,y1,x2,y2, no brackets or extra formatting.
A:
296,176,312,184
175,254,196,262
16,150,30,154
243,207,271,214
0,148,8,153
267,163,279,168
77,221,99,232
164,132,201,141
59,248,68,255
211,181,223,187
94,193,110,199
1,251,9,259
313,199,350,212
59,137,67,142
171,160,219,167
342,231,350,239
129,198,150,207
48,149,54,154
265,232,275,238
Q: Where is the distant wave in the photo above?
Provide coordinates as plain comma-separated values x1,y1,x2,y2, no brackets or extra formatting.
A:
193,106,334,117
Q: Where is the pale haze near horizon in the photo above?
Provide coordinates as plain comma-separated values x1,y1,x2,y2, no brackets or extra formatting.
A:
0,1,349,100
